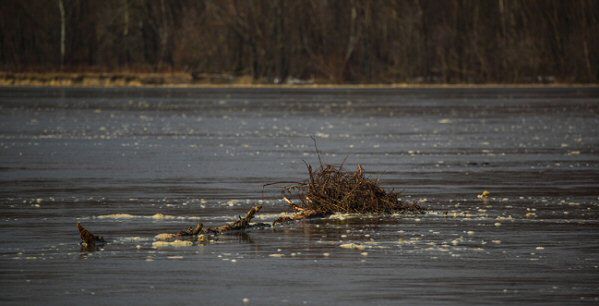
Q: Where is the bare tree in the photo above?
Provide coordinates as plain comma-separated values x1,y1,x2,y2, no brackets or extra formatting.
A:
58,0,65,69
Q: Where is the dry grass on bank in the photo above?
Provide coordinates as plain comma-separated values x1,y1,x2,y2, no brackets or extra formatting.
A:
2,71,596,88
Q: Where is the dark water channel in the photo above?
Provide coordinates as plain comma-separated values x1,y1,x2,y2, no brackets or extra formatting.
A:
1,87,598,305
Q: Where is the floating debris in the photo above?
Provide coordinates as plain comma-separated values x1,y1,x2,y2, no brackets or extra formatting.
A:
525,212,537,218
328,213,360,221
82,206,270,250
153,223,203,242
96,213,136,219
273,160,423,225
177,223,204,236
154,233,177,240
154,233,177,241
496,215,514,221
205,205,267,234
339,243,366,251
77,223,106,251
151,213,176,220
152,240,193,248
154,206,268,244
477,191,491,199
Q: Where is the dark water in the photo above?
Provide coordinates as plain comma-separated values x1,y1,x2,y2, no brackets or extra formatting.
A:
1,87,598,305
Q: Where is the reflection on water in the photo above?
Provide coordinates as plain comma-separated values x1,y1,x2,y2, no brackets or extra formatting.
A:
0,87,598,304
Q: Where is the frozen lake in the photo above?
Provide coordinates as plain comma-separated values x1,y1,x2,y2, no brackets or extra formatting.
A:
1,86,598,304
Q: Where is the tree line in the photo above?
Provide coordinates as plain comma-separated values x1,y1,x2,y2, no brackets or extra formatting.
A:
1,0,597,83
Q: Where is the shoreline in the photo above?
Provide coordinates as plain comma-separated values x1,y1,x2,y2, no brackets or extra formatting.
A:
1,72,597,89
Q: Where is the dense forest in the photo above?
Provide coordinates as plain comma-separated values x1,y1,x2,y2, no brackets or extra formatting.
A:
1,0,597,84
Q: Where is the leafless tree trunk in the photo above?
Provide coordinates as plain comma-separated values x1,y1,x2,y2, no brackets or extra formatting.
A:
157,0,169,70
123,0,129,36
58,0,66,69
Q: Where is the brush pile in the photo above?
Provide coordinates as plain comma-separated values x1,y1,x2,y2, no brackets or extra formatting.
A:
275,162,423,224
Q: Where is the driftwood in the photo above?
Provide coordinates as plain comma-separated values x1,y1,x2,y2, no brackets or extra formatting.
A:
206,205,266,234
273,197,325,225
176,223,203,237
77,223,105,250
154,205,269,242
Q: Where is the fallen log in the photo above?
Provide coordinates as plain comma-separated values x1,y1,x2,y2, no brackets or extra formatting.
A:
273,208,325,225
154,205,269,242
206,205,265,234
176,223,203,237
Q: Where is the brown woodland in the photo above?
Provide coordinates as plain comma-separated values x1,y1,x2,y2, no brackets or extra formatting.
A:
1,0,597,83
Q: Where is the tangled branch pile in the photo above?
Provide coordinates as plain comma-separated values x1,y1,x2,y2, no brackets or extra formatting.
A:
276,163,423,223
